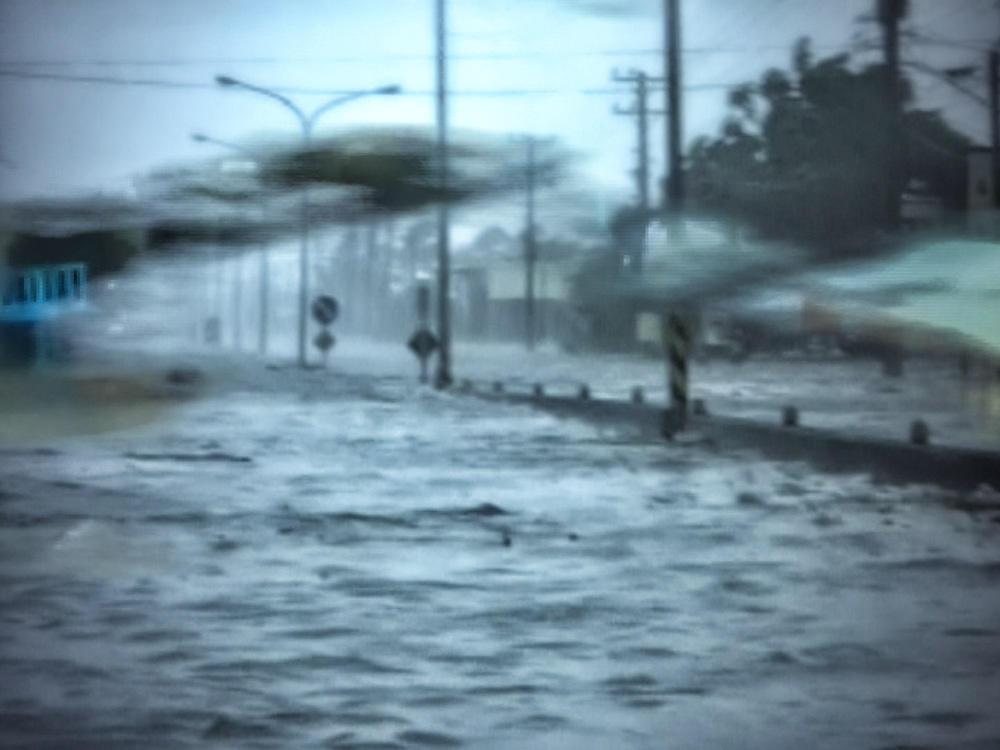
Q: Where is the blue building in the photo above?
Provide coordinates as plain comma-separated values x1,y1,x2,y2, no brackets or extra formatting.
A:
1,262,89,364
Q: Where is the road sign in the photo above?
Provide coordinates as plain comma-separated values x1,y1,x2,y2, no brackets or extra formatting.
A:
408,327,439,383
408,327,439,359
314,330,335,352
311,295,339,326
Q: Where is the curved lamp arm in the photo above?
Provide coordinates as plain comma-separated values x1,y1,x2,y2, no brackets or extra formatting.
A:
215,75,309,134
191,131,255,158
305,85,402,135
216,76,400,142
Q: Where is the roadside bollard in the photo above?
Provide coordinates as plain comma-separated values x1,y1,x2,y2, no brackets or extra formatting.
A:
492,380,504,394
533,383,544,399
578,384,590,400
631,386,644,404
661,407,683,439
782,405,799,427
910,419,929,446
692,398,707,416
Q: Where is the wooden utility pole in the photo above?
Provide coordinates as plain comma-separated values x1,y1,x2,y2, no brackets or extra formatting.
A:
213,247,223,345
365,221,376,334
232,255,243,351
990,48,999,207
524,136,537,351
434,0,452,388
516,135,555,348
662,0,690,435
664,0,683,209
257,246,269,356
878,0,907,230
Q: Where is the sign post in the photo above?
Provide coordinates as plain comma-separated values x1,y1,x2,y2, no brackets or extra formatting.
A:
310,295,339,367
408,284,439,383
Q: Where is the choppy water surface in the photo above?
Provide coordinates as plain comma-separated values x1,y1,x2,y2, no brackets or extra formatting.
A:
2,353,1000,749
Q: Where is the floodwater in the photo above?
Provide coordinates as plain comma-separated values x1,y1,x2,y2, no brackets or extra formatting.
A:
1,342,1000,749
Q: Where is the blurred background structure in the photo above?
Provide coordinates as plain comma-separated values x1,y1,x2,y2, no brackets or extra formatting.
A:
1,0,997,368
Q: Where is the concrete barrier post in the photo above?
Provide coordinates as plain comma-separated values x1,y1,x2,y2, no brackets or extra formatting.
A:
910,419,929,445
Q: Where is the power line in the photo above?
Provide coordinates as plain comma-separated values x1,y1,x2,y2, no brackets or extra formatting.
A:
0,68,211,89
903,30,998,53
0,44,862,70
0,68,734,96
903,58,989,106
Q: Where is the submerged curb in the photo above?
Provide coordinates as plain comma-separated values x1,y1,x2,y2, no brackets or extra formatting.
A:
463,382,1000,492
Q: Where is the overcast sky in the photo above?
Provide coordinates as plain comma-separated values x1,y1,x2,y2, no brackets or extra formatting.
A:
0,0,996,203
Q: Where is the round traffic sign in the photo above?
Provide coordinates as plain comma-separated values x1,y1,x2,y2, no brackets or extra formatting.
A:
311,295,339,326
314,330,336,352
408,327,439,359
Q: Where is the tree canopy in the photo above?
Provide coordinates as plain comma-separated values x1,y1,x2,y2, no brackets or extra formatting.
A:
687,37,970,257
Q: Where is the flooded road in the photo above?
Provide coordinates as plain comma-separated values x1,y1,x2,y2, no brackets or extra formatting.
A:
1,345,999,749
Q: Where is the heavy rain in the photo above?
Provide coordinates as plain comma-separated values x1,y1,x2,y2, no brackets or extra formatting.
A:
1,1,999,748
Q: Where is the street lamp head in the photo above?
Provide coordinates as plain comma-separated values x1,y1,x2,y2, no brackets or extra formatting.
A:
376,84,402,95
191,132,208,143
215,75,238,87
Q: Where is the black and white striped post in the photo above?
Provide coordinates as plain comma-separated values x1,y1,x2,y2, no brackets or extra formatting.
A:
660,312,689,436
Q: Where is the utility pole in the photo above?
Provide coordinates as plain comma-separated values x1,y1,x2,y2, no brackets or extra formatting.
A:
365,221,377,335
664,0,683,209
434,0,452,388
613,70,666,211
233,256,243,351
257,242,269,356
524,136,537,351
878,0,907,230
990,48,999,208
380,219,395,337
516,135,555,349
257,195,270,357
213,247,223,345
662,0,690,435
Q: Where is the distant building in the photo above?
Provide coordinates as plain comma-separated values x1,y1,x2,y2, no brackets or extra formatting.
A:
1,253,89,364
967,147,996,209
478,258,577,344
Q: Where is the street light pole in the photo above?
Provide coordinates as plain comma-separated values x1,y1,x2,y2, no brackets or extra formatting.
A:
434,0,452,389
214,77,400,367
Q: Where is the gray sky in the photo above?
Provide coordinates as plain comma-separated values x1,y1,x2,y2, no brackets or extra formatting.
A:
0,0,995,203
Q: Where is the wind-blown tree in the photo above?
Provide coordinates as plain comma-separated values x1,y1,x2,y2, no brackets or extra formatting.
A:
3,127,569,271
687,37,970,258
6,230,142,278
